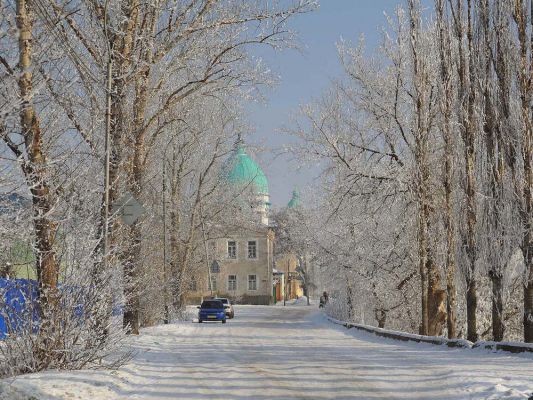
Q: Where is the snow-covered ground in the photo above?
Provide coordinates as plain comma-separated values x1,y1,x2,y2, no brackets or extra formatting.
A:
1,305,532,399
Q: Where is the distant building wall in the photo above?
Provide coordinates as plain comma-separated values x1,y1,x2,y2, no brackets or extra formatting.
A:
275,253,304,300
186,228,274,305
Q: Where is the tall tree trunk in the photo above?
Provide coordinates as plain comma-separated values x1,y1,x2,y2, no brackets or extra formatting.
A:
375,309,387,329
436,0,457,339
409,0,431,336
176,213,200,309
122,136,145,334
451,0,478,342
346,280,354,322
489,270,505,341
169,154,183,308
417,202,429,335
97,0,139,258
485,106,506,342
464,40,479,343
465,271,478,341
525,248,533,342
444,164,457,339
123,223,141,334
522,124,533,341
522,6,533,340
481,0,515,342
16,0,60,363
122,1,158,332
91,0,139,334
428,257,447,336
512,0,533,343
104,0,140,333
523,128,533,341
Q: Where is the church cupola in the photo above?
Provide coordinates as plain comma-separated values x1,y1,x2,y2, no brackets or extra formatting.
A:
224,141,270,225
287,188,301,209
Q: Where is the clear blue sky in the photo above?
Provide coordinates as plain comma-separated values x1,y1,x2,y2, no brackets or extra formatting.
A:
246,0,403,207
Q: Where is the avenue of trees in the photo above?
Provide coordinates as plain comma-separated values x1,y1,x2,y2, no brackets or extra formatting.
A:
0,0,315,376
290,0,533,343
2,0,532,380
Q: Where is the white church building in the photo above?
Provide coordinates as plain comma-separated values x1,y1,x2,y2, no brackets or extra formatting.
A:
187,143,275,305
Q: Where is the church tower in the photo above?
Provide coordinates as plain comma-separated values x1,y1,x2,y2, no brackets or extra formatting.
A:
225,143,270,225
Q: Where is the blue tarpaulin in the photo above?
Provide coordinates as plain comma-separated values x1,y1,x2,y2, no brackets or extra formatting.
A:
0,278,39,339
0,279,124,340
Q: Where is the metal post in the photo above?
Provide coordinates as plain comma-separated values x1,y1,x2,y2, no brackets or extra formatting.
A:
162,158,169,324
283,271,285,307
201,212,213,298
285,259,289,306
103,0,112,270
103,58,112,268
162,135,178,323
288,259,291,301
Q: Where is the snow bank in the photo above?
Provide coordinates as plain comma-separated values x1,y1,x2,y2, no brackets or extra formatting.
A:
325,315,533,353
0,380,52,400
473,341,533,354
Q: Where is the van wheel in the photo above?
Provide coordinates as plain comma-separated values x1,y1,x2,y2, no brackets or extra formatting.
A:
222,319,226,324
198,319,203,323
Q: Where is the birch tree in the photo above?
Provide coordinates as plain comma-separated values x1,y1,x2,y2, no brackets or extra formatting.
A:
0,0,63,367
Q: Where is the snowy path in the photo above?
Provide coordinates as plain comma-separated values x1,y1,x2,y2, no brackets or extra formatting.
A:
1,305,533,399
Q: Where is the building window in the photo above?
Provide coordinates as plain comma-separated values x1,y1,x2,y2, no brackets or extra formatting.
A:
208,275,217,291
189,280,197,291
228,275,237,291
210,260,220,273
248,274,257,291
248,240,257,259
227,241,237,259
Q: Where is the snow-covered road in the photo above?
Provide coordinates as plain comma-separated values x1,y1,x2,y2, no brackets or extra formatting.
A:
2,305,533,399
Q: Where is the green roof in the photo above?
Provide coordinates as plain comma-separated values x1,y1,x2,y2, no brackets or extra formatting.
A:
225,145,269,194
288,188,301,208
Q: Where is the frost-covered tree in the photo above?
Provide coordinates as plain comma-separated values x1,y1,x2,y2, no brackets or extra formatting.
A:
289,0,531,343
0,0,318,375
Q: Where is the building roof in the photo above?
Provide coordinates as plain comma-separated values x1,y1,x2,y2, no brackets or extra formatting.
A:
225,145,269,195
287,188,301,209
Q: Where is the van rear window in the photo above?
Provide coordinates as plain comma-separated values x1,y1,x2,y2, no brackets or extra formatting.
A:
201,301,223,308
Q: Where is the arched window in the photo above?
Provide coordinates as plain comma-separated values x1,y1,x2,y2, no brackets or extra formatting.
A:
210,260,220,273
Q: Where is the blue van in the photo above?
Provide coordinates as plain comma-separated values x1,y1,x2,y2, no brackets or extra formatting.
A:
198,300,226,323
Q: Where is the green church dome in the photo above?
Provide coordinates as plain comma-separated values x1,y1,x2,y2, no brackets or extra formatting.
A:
288,188,301,208
225,145,269,194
